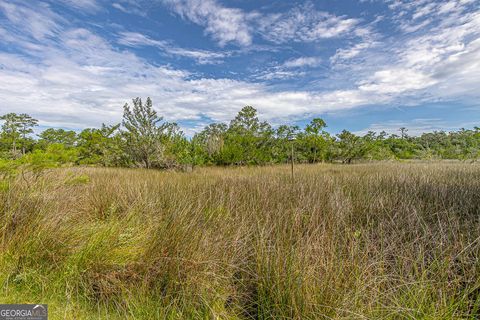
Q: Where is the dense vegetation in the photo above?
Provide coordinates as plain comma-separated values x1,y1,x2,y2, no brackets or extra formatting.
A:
1,97,479,172
2,98,479,318
0,163,479,319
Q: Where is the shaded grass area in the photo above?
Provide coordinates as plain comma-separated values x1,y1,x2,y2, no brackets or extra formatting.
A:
1,163,479,319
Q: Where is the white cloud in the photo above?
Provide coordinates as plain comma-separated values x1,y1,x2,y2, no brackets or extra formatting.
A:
57,0,100,12
255,56,321,80
412,2,436,20
111,1,147,16
161,0,252,46
0,1,63,40
256,70,306,81
400,18,433,33
258,3,359,43
117,31,167,47
331,41,377,62
397,10,480,98
358,69,437,94
161,1,363,46
387,0,476,34
0,25,375,130
330,2,480,103
0,0,479,133
117,31,229,64
112,3,129,13
283,57,321,68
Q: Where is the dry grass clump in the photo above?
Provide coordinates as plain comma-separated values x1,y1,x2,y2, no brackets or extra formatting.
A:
0,163,479,319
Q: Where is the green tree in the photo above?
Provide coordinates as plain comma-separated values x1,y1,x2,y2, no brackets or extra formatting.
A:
122,97,175,168
18,114,38,155
221,106,273,165
0,113,38,157
192,123,228,164
362,131,395,160
385,133,417,159
38,128,77,149
158,122,191,168
0,113,21,156
274,125,299,163
335,130,368,164
77,124,125,166
303,118,330,163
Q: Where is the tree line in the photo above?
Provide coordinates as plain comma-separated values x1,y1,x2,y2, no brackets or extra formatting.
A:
1,97,479,170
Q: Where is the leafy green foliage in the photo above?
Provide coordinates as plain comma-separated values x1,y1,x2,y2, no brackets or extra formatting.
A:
219,106,274,165
0,113,38,157
77,124,127,166
37,128,77,149
122,97,181,168
0,157,20,180
2,102,480,168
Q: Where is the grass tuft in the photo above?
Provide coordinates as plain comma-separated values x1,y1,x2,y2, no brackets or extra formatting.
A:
0,163,479,319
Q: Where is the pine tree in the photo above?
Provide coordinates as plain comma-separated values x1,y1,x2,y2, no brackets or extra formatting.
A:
122,97,170,168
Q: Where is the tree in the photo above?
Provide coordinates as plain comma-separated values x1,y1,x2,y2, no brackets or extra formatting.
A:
157,122,191,168
361,131,395,160
229,106,263,133
122,97,174,168
0,113,38,157
18,114,38,155
221,106,273,165
38,128,77,149
77,124,126,166
274,125,299,163
335,130,368,164
0,113,21,155
2,103,479,166
303,118,329,163
192,123,228,164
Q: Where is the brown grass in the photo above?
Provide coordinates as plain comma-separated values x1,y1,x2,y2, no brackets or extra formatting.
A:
1,162,479,319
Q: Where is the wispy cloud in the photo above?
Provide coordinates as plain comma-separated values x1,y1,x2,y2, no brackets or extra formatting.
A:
358,69,437,94
161,0,253,46
0,24,371,129
329,1,480,102
0,0,479,133
331,41,377,63
256,70,306,81
56,0,100,12
111,1,147,16
387,0,477,33
161,1,364,46
255,56,321,80
283,57,321,68
258,3,360,44
0,1,63,40
117,31,229,64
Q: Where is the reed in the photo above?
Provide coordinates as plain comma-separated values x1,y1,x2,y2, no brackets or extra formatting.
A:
0,163,479,319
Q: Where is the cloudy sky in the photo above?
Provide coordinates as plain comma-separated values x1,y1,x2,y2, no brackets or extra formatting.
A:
0,0,479,135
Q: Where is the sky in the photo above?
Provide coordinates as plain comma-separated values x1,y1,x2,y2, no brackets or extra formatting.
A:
0,0,479,136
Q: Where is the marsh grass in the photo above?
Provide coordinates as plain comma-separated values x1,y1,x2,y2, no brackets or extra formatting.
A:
0,163,479,319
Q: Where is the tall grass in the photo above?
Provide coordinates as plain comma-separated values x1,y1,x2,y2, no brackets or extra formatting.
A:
0,163,479,319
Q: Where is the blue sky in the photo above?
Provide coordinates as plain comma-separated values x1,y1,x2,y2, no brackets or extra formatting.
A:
0,0,479,136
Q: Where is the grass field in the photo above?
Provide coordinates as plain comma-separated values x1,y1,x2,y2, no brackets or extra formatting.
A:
1,163,479,319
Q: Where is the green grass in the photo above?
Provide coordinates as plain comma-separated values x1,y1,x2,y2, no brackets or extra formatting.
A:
1,163,479,319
